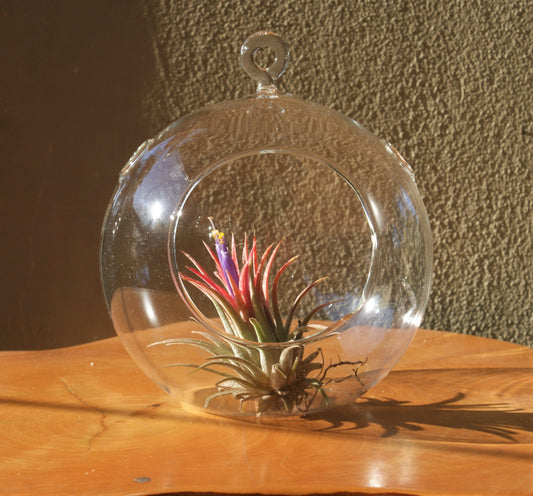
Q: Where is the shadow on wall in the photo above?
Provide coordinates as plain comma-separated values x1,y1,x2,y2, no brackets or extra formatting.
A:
0,2,155,349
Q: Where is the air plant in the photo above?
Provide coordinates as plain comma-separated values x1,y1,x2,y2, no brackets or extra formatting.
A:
156,219,366,415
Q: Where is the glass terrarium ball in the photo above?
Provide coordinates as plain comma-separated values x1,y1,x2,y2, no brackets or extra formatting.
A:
101,32,432,417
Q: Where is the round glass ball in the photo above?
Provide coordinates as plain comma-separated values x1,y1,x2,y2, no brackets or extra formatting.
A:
101,34,432,418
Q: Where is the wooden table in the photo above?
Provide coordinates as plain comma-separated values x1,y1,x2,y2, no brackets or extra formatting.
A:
1,329,531,496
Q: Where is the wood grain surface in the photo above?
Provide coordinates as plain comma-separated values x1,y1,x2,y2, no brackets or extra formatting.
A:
0,329,531,496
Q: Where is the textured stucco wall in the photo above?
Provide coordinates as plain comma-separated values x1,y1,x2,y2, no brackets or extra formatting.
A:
1,1,530,350
140,0,532,345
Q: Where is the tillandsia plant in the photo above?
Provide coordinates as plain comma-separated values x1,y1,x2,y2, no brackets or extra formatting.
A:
159,219,366,415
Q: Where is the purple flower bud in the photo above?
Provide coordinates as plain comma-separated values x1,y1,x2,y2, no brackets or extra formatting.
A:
212,228,240,295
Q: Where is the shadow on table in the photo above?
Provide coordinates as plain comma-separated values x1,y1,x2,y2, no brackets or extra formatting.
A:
301,392,532,443
2,378,532,445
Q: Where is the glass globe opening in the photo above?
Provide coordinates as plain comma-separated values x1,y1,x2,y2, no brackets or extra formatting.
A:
169,149,374,345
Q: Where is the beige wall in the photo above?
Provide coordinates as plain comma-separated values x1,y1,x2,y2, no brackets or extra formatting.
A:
1,1,531,349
